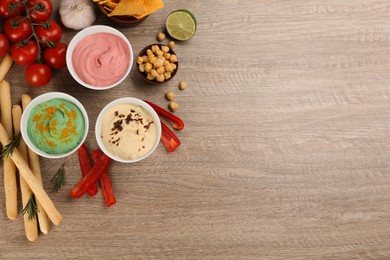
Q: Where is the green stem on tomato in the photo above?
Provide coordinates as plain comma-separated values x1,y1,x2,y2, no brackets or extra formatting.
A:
23,0,42,63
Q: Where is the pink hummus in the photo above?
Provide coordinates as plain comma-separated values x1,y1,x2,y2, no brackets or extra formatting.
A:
72,33,130,87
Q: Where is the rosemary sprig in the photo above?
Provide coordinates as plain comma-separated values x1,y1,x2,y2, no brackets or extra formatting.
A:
22,195,38,222
0,133,21,159
51,163,65,192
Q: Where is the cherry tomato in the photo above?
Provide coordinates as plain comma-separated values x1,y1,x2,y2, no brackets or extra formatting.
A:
43,43,67,69
27,0,53,23
0,0,23,19
35,20,62,46
11,39,38,66
0,34,10,58
4,16,33,42
25,63,52,87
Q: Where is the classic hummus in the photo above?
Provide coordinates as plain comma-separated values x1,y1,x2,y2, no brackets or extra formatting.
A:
27,98,85,155
100,104,157,160
72,32,130,87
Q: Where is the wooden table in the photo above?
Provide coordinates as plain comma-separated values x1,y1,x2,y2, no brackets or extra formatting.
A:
1,1,390,259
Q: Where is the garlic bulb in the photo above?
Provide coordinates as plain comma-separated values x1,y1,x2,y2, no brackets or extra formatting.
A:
59,0,96,30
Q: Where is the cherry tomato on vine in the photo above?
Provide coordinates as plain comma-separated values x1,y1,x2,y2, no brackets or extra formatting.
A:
0,0,23,19
4,16,33,42
27,0,53,23
43,43,67,69
35,20,62,46
25,63,52,87
11,39,38,66
0,34,10,58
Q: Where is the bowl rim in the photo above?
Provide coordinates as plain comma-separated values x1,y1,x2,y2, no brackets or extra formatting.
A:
137,43,179,84
95,97,161,163
66,25,133,90
20,92,89,159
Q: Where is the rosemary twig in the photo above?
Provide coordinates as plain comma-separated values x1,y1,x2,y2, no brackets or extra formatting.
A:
51,163,66,192
22,195,38,222
0,133,21,159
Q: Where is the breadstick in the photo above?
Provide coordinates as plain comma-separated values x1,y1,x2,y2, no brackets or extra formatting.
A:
12,105,38,241
21,94,50,234
0,121,62,225
0,55,13,82
0,80,17,220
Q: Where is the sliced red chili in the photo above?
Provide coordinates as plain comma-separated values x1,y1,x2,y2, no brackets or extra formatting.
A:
160,121,181,152
144,100,184,130
77,143,98,196
70,153,111,198
93,150,116,207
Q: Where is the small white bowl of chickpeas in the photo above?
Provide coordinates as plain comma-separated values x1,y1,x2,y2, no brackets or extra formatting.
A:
136,43,178,83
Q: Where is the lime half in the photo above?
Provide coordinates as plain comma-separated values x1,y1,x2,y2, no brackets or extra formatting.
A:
166,9,197,41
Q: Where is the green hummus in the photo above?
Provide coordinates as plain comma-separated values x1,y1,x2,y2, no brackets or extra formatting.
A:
27,98,85,155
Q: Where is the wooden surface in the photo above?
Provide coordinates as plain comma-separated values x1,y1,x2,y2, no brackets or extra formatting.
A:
1,0,390,259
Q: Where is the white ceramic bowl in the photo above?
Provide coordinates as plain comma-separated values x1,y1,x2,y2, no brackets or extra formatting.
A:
66,25,133,90
21,92,89,159
95,97,161,163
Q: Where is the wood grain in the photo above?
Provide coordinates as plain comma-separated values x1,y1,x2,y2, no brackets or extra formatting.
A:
1,0,390,259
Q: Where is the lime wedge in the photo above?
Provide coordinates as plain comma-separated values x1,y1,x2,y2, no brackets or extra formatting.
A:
166,9,197,41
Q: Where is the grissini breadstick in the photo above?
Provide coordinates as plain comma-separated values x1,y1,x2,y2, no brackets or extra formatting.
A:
0,121,62,225
0,80,17,220
12,105,38,241
0,55,13,82
22,94,50,234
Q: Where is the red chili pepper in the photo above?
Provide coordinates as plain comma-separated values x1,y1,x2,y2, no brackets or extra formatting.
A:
77,144,98,196
70,153,111,198
93,150,116,207
144,100,184,130
160,121,181,152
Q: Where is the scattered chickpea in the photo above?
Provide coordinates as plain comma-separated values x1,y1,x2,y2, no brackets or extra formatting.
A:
168,102,179,112
168,41,175,49
165,92,175,101
157,32,166,41
179,80,187,90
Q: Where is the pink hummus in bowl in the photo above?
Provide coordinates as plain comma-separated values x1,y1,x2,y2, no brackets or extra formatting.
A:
66,25,133,90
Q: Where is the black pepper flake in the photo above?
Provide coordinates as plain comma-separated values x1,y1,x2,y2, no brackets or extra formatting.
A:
116,143,119,146
112,120,123,132
131,109,135,113
125,113,133,124
119,114,125,118
114,111,119,116
136,130,139,135
142,146,145,149
141,137,145,142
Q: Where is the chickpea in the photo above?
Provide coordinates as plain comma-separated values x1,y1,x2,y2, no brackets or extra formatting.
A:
157,66,165,74
172,63,177,70
164,53,171,60
156,74,165,82
150,69,159,77
156,50,164,57
136,56,143,65
161,45,169,53
149,56,157,64
157,32,166,41
165,63,174,73
145,62,152,72
168,41,175,49
151,45,160,53
168,102,179,112
165,92,175,101
146,49,153,56
153,58,164,68
163,60,169,66
146,72,155,80
142,55,148,62
169,54,178,63
164,72,172,80
179,80,187,90
138,64,145,72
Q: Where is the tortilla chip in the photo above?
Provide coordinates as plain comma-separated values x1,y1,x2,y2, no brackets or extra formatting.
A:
108,0,145,17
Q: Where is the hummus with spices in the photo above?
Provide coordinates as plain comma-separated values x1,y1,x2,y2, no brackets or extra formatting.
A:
100,104,157,160
72,32,130,87
27,98,85,155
